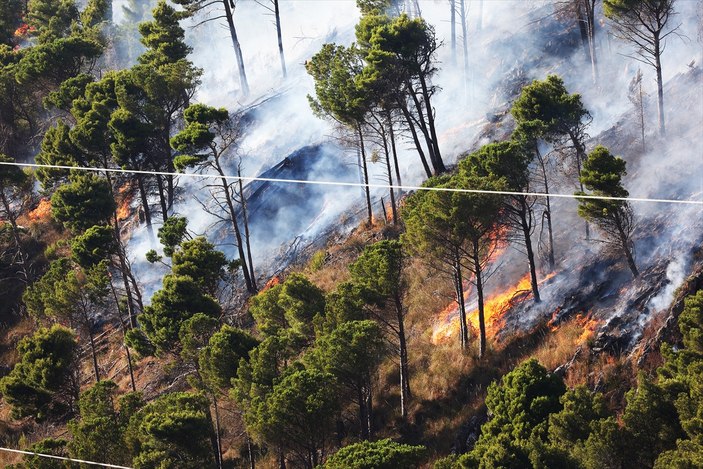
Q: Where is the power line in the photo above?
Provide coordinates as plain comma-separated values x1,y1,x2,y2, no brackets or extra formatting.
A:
1,161,701,206
0,446,132,468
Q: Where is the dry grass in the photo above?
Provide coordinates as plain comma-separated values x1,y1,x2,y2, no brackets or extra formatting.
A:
530,319,592,371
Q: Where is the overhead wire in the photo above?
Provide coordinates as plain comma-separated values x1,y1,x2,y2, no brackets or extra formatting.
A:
0,161,701,206
0,446,133,468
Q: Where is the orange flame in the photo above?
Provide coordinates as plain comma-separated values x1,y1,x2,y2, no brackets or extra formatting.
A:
262,276,281,291
27,198,51,221
116,184,133,222
432,271,558,345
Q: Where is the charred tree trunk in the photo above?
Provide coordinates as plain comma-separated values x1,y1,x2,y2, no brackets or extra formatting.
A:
517,197,540,302
224,0,250,96
407,82,441,174
110,278,137,392
136,174,153,234
274,0,286,78
155,174,169,223
357,125,373,225
454,254,469,350
472,241,487,359
616,215,639,278
571,133,590,240
417,75,445,173
358,382,369,439
460,0,468,87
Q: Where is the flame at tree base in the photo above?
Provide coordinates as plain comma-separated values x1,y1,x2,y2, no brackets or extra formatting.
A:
431,272,557,345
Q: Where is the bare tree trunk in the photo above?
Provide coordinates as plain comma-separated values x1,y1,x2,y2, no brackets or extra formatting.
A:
418,74,445,173
460,0,469,87
221,176,255,292
616,219,638,278
273,0,286,78
639,77,646,152
155,174,169,223
571,133,590,239
224,0,250,96
110,279,137,392
136,174,154,237
358,383,369,440
357,125,373,225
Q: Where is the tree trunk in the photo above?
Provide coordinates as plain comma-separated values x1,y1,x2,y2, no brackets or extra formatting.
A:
454,254,469,350
110,279,137,392
460,0,468,88
0,189,29,282
387,112,403,197
357,125,373,225
518,198,540,302
247,436,255,469
416,76,445,173
358,383,369,439
136,174,153,236
155,174,169,223
399,102,432,177
571,132,590,239
654,33,666,136
213,396,223,469
638,77,646,153
407,82,440,173
450,0,456,65
223,0,250,96
472,244,487,359
88,327,101,383
274,0,286,78
585,0,598,84
220,175,255,293
238,170,257,291
381,131,398,224
616,220,638,278
394,293,410,418
536,148,555,270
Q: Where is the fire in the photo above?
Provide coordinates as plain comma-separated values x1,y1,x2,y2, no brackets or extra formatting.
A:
431,271,557,345
27,198,51,221
14,24,35,38
116,183,133,222
574,313,599,345
262,276,281,291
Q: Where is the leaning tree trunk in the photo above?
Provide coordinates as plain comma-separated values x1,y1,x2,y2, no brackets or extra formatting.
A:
0,189,29,282
223,0,250,96
381,131,398,224
386,112,403,197
110,279,136,392
571,133,590,240
536,148,555,270
220,175,255,293
87,325,101,383
238,171,257,291
418,73,445,173
616,215,639,278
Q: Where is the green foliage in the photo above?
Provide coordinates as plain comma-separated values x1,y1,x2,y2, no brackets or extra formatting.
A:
139,274,222,354
179,312,219,364
125,391,216,469
68,380,143,466
324,438,427,468
12,438,73,469
460,140,531,192
70,224,116,268
511,74,590,143
138,0,191,67
172,237,228,296
0,0,23,46
320,281,368,334
248,368,339,467
249,273,325,339
44,73,94,111
51,173,116,233
158,216,189,257
350,239,404,305
548,386,609,447
307,250,327,272
124,328,156,358
0,325,77,419
462,359,566,467
27,0,79,42
199,325,258,390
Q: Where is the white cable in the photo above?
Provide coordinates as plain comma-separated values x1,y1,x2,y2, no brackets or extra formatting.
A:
0,446,133,468
1,161,701,206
